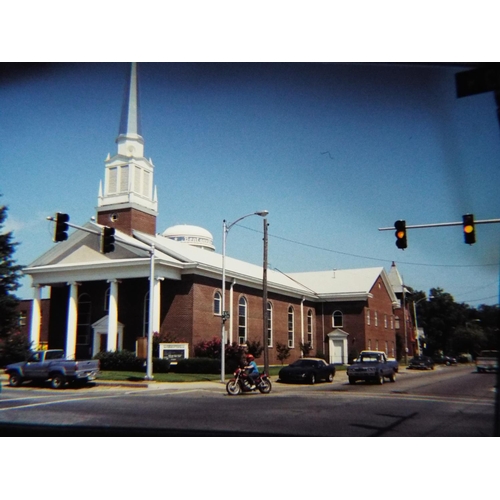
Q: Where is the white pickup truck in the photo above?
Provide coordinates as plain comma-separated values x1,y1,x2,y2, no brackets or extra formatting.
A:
5,349,100,389
476,350,498,373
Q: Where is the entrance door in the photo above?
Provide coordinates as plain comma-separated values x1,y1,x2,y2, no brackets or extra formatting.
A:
332,340,344,364
99,333,108,353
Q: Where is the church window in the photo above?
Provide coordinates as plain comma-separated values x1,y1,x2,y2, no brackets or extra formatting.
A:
143,291,149,337
108,167,118,194
288,306,294,348
267,301,273,347
104,287,110,312
120,165,129,192
333,310,343,328
238,297,247,344
307,309,313,346
134,165,141,193
213,291,221,315
143,170,150,197
77,293,92,345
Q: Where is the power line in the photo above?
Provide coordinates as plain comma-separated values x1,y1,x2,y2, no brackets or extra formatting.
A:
238,224,499,269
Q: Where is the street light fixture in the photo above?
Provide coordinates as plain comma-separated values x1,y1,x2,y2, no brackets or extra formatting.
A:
221,210,269,383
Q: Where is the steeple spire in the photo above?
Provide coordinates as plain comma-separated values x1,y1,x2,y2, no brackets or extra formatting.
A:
118,62,142,138
96,63,158,236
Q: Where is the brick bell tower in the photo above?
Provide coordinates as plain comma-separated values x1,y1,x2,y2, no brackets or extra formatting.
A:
97,62,158,236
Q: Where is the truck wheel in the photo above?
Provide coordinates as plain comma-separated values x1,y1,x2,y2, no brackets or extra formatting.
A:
50,374,66,389
348,377,356,385
327,373,334,383
377,373,384,385
309,374,316,385
389,371,396,383
9,373,23,387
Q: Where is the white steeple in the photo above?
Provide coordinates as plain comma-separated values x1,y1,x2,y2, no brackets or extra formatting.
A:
97,63,158,218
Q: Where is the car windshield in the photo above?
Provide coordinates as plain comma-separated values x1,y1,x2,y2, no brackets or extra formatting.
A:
291,360,317,367
360,355,379,363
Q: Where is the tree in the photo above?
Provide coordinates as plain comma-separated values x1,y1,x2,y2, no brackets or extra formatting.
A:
0,200,23,339
276,342,290,365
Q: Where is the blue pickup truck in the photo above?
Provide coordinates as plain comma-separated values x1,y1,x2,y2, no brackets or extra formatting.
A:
347,350,398,385
5,349,100,389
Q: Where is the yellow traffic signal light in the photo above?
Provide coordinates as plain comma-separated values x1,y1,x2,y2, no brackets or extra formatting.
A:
101,226,116,253
462,214,476,245
54,213,69,242
394,220,407,249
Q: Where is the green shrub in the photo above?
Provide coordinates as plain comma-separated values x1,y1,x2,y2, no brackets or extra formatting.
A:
276,342,291,365
172,357,220,374
153,357,171,373
94,350,145,371
0,331,32,368
246,339,263,359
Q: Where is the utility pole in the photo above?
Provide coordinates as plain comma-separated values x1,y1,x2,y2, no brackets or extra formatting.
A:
262,217,269,374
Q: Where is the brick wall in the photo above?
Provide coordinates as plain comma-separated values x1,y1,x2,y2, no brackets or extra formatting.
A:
97,207,156,236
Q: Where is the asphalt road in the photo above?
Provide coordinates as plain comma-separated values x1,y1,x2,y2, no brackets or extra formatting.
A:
0,364,496,436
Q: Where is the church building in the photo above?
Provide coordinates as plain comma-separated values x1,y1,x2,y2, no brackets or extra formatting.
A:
24,63,404,367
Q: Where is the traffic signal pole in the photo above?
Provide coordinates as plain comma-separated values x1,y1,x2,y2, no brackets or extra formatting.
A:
379,218,500,232
47,215,157,380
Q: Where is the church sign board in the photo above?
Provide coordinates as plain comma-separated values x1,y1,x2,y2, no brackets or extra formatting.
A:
159,343,189,364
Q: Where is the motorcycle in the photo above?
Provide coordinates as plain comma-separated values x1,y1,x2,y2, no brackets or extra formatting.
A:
226,367,272,395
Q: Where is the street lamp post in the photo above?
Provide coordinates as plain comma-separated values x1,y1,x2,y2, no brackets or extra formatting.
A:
221,210,269,383
412,296,431,357
262,217,269,375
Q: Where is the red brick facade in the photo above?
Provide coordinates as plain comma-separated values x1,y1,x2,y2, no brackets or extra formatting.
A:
97,207,156,236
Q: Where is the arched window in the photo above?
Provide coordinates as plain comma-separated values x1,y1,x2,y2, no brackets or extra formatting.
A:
238,296,247,344
104,287,110,312
288,306,294,348
332,310,343,328
266,301,273,347
77,293,92,346
213,291,222,316
307,309,314,346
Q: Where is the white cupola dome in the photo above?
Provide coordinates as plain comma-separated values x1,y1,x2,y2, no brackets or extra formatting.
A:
162,224,215,251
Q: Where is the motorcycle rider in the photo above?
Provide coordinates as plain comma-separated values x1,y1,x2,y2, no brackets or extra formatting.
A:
244,354,259,388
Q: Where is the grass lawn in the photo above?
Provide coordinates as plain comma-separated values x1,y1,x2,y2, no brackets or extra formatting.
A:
98,364,345,383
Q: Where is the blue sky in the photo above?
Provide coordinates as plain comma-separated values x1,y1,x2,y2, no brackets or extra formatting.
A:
2,62,500,306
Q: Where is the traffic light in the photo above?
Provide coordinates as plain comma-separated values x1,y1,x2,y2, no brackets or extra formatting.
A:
394,220,407,249
54,213,69,242
101,226,115,253
462,214,476,245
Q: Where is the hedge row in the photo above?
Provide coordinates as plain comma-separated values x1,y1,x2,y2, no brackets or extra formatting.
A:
93,350,240,374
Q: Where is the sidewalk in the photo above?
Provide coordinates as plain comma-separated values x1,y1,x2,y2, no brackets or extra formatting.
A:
1,370,350,390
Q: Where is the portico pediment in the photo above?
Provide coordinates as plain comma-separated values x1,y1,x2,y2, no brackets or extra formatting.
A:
92,315,124,330
327,329,349,339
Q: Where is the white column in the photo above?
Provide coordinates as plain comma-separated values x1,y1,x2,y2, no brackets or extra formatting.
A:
154,277,163,334
107,279,119,351
66,282,79,359
229,280,236,344
29,285,42,348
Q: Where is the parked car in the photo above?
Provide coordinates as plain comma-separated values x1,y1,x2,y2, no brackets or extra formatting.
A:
434,355,457,366
407,355,435,370
278,358,336,384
